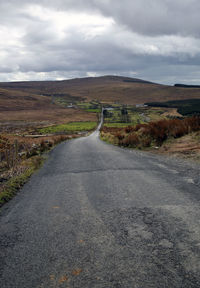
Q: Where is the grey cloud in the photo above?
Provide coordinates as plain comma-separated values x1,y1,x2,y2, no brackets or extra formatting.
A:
96,0,200,37
1,0,200,36
35,0,200,37
0,0,200,84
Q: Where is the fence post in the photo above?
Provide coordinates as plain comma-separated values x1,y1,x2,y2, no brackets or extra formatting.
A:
5,149,9,169
14,140,19,165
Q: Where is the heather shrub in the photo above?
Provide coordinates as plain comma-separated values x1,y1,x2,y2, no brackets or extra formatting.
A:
140,136,152,147
121,133,140,147
115,132,125,141
101,116,200,148
40,140,48,152
125,126,135,133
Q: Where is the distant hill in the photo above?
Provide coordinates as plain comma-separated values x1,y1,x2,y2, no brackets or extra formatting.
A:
0,87,52,112
1,76,200,108
174,84,200,88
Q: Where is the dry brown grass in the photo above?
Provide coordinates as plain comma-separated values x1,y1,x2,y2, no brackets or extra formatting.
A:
0,108,96,124
159,132,200,161
0,88,51,111
101,116,200,149
0,84,97,132
38,81,200,105
1,76,200,107
161,108,182,118
0,132,79,204
101,117,200,162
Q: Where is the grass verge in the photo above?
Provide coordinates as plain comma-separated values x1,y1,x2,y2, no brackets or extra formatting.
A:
0,156,43,207
101,116,200,150
38,121,97,134
0,135,75,207
104,122,136,128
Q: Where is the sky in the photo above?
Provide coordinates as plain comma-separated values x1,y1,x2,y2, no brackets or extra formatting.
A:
0,0,200,84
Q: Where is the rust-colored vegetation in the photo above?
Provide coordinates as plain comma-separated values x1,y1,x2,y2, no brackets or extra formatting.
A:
0,134,77,206
72,269,83,276
101,116,200,149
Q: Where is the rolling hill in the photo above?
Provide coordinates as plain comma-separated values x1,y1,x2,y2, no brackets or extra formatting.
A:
1,75,200,106
1,75,200,128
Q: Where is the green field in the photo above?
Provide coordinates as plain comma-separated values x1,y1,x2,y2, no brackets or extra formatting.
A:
103,106,166,128
85,108,101,113
77,101,101,114
103,122,136,128
39,122,97,134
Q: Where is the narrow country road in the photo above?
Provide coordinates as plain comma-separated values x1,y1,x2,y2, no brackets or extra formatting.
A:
0,121,200,287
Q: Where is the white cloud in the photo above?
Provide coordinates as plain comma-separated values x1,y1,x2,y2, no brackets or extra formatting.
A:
0,0,200,84
23,4,114,40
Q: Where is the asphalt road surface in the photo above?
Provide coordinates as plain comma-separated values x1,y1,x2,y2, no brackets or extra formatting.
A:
0,123,200,287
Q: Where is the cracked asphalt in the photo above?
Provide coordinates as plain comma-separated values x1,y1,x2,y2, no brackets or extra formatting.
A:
0,125,200,287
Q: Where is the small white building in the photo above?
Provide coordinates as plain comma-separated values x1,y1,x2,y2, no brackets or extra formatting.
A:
136,104,148,108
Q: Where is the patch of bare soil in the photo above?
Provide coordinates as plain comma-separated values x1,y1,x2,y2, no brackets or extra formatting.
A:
161,108,182,118
159,132,200,162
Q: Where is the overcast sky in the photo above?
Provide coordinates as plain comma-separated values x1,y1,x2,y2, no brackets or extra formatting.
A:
0,0,200,84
